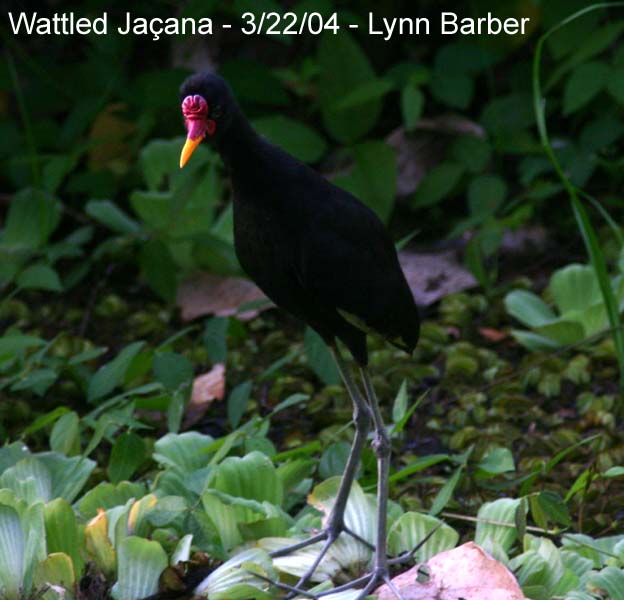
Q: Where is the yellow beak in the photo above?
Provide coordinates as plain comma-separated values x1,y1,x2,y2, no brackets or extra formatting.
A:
180,136,202,168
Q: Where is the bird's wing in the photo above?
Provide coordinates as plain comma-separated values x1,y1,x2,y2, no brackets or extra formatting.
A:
297,188,415,344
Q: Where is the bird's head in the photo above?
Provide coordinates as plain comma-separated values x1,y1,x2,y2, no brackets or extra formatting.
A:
179,72,236,168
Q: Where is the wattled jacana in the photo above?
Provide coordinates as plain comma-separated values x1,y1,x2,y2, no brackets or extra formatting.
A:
179,72,420,599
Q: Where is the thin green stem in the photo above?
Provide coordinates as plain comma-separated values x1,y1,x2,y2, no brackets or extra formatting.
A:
532,2,624,396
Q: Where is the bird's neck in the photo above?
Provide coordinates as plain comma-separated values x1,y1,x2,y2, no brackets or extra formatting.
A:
216,111,264,174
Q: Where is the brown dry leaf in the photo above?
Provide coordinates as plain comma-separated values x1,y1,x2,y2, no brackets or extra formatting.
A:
183,363,226,429
376,542,525,600
479,327,509,343
177,272,271,322
399,251,477,307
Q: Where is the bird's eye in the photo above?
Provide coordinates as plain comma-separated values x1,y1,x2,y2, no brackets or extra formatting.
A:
211,105,223,119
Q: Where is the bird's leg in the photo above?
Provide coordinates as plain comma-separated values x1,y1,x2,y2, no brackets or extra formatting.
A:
271,348,373,594
355,368,406,600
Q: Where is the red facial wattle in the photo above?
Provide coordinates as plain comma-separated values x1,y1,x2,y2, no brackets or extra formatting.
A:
179,94,216,168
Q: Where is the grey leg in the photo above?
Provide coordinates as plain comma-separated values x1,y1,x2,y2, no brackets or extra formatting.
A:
357,368,406,600
272,347,372,595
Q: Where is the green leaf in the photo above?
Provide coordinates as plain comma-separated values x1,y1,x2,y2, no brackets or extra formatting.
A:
304,327,340,385
78,481,146,520
429,466,462,516
319,442,354,480
318,31,381,143
17,264,63,292
203,317,229,364
607,67,624,105
0,505,24,600
333,78,394,110
253,116,327,163
585,567,624,600
140,239,178,303
563,61,610,115
1,188,61,252
450,135,491,173
401,84,424,130
475,498,524,553
194,548,275,600
108,432,147,484
86,200,140,235
468,175,507,219
388,512,459,561
49,411,81,456
534,490,572,527
392,380,409,423
88,341,145,403
44,498,84,578
215,451,283,506
221,58,290,107
411,163,463,208
475,447,515,478
227,381,252,429
549,264,601,315
504,290,557,327
431,72,474,109
111,537,168,600
153,431,215,474
334,141,397,223
153,352,193,392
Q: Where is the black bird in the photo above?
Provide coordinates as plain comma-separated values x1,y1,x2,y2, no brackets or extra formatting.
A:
179,72,419,599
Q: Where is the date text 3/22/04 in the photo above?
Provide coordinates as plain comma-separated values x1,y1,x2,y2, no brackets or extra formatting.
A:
240,12,531,38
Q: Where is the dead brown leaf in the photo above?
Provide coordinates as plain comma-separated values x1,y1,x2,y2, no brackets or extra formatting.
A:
479,327,509,343
399,251,477,307
177,272,271,322
183,363,226,429
376,542,525,600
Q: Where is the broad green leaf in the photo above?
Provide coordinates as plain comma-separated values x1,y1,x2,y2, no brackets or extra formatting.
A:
549,264,602,315
304,328,340,385
140,240,178,303
504,290,556,327
388,512,458,561
16,264,62,292
563,61,610,115
468,175,506,219
319,442,353,480
111,537,167,600
475,447,515,478
533,320,586,346
78,481,146,520
584,566,624,600
253,116,326,163
153,431,215,473
401,84,424,130
429,466,462,516
153,352,193,392
227,381,253,429
194,548,275,600
49,411,80,456
450,135,492,173
36,452,96,503
411,163,463,208
86,200,140,235
33,552,76,599
334,141,397,223
431,72,473,109
392,379,409,423
108,433,147,484
88,341,145,403
0,458,52,503
318,31,381,143
475,498,524,553
44,498,84,578
0,505,24,600
215,451,283,506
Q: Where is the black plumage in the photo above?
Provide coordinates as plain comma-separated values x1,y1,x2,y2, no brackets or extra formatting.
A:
179,72,419,366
